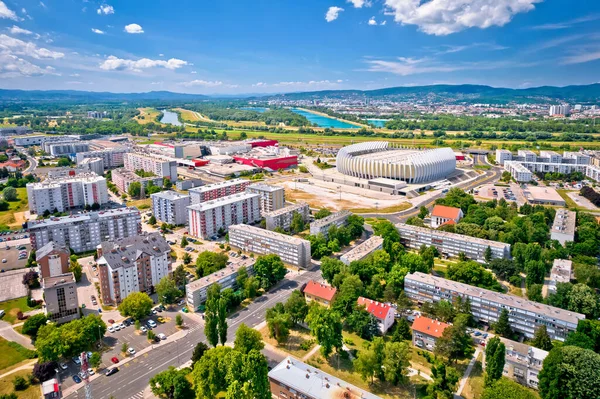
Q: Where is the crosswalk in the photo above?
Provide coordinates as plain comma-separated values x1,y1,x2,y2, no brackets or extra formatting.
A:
129,391,144,399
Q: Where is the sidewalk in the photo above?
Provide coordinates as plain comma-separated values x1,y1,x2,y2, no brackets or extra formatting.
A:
0,359,36,380
455,348,482,397
0,320,34,350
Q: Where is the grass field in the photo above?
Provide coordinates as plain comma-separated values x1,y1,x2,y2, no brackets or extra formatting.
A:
462,353,484,399
556,189,590,211
134,107,162,125
349,202,413,214
0,297,35,324
0,188,29,229
174,108,201,122
0,338,36,371
0,369,39,399
259,325,315,359
127,198,151,209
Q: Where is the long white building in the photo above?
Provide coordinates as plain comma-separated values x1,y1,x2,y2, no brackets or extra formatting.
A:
228,224,312,268
187,192,261,239
309,210,351,237
151,190,190,225
246,183,285,213
124,152,177,181
45,141,90,156
264,202,310,231
27,208,142,253
550,209,576,245
26,173,109,214
340,235,384,265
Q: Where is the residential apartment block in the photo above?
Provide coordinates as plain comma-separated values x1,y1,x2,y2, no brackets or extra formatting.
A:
309,210,351,238
78,157,104,176
26,173,109,214
151,191,190,225
42,273,80,324
303,280,336,307
27,208,142,253
430,205,464,228
76,147,130,169
246,183,285,213
404,272,584,341
111,168,163,195
549,259,572,294
264,202,310,231
396,223,511,261
187,193,261,239
124,152,177,180
497,149,593,182
188,179,251,204
268,357,383,399
499,338,549,389
36,242,70,278
550,209,576,245
412,316,449,351
186,258,255,311
340,235,384,265
504,161,534,182
45,141,90,156
96,232,172,305
228,224,312,268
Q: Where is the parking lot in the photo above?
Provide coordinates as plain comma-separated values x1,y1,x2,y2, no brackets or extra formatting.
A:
0,268,29,302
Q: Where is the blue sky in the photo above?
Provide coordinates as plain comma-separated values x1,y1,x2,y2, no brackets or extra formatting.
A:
0,0,599,94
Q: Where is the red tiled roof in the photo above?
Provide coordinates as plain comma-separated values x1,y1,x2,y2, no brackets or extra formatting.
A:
439,219,456,227
357,297,393,320
411,316,449,338
303,280,337,301
431,205,462,220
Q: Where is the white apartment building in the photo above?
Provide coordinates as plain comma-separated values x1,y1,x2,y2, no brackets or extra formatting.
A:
504,161,534,182
187,192,261,239
246,183,285,213
405,272,584,341
340,235,384,265
585,165,600,182
499,338,549,390
228,224,312,268
495,149,513,166
43,273,80,324
111,168,163,194
151,190,190,225
499,150,592,182
550,209,576,245
124,152,178,181
189,179,251,204
78,157,104,176
46,142,90,156
539,150,563,164
264,202,310,231
96,232,172,305
549,259,572,294
26,173,109,214
396,223,511,261
186,258,255,311
76,147,130,169
309,210,351,238
549,105,571,116
27,208,141,253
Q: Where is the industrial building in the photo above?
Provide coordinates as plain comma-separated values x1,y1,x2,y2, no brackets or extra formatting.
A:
404,272,584,341
189,178,251,204
246,183,285,213
550,209,576,245
264,202,310,231
151,191,190,225
124,152,177,181
521,186,565,206
0,126,33,136
340,235,384,265
228,224,312,268
396,223,511,261
42,273,80,324
309,210,351,238
232,147,299,171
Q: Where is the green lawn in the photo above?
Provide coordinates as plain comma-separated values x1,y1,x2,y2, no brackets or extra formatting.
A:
0,297,35,324
0,188,29,229
0,337,36,371
0,369,39,399
556,189,589,211
463,353,484,399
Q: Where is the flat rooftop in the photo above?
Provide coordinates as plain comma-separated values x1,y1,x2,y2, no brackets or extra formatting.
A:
186,258,255,292
189,178,247,193
551,259,572,283
27,207,140,229
406,271,585,325
43,273,75,287
151,190,189,201
551,209,576,235
342,236,383,263
229,224,310,245
522,186,564,203
247,183,283,192
396,223,510,249
311,210,351,228
264,202,308,217
187,192,259,211
28,172,104,188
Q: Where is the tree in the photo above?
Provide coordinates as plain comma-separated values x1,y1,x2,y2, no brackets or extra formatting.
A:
333,274,363,316
320,257,345,284
33,361,58,382
128,182,141,198
353,349,378,383
204,284,220,347
196,251,228,278
148,215,157,225
567,283,599,318
418,206,428,219
305,304,343,358
149,366,194,399
180,236,188,248
345,306,379,340
22,314,47,338
22,270,40,288
484,246,493,263
538,345,600,399
482,378,539,399
253,254,286,289
383,341,410,385
181,252,192,265
428,361,461,399
485,337,506,386
447,261,503,291
392,318,412,342
531,326,553,351
89,352,101,369
134,320,141,330
314,208,331,219
156,276,181,305
69,261,82,282
494,309,512,338
191,342,209,366
290,212,305,233
147,330,156,341
406,216,425,227
218,297,228,345
175,314,183,327
284,290,308,325
121,342,129,354
234,323,264,354
2,186,17,201
434,314,474,363
12,375,28,391
527,284,543,302
266,303,291,344
118,292,153,320
173,265,186,287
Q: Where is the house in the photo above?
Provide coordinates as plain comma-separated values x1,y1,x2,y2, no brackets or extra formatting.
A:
357,297,395,334
411,316,449,351
430,205,464,228
499,338,548,390
303,280,337,308
0,160,26,172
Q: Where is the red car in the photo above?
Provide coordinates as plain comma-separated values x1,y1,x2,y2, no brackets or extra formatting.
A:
111,357,119,364
108,319,115,324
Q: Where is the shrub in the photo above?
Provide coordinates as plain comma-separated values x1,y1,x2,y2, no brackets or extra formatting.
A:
299,339,316,351
13,375,28,391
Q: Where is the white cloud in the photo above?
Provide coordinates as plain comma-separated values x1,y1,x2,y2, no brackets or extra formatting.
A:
8,26,36,37
252,82,266,87
380,20,387,25
530,14,600,30
91,28,105,34
39,1,46,8
99,55,188,72
159,53,164,57
150,81,163,85
365,56,538,75
368,17,377,25
561,48,600,65
191,70,197,74
347,0,370,8
325,6,344,22
124,23,143,34
180,79,223,87
97,4,114,15
0,34,64,59
384,0,542,35
69,73,80,77
0,53,57,77
0,1,18,20
66,81,82,84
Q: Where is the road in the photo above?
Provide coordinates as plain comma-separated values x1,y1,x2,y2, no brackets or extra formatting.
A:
17,148,37,173
68,268,320,399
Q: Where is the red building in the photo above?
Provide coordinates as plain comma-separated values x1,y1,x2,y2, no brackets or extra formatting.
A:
232,155,298,170
247,139,278,148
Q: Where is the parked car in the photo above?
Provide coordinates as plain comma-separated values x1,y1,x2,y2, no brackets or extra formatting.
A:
127,347,136,355
157,333,167,340
111,357,119,364
106,368,119,376
72,356,81,365
72,375,82,384
140,326,147,333
153,335,161,343
147,320,157,328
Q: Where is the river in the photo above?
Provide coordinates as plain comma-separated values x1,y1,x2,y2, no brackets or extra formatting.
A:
366,119,390,128
160,110,182,126
291,108,360,129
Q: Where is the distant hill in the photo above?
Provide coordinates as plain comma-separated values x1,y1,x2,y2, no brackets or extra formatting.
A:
0,89,209,102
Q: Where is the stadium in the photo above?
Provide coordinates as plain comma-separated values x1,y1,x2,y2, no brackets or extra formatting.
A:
335,142,456,184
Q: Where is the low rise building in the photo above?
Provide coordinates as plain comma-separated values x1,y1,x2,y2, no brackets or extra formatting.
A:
396,223,511,261
111,168,163,195
549,259,572,294
411,316,449,351
151,191,190,225
340,235,384,265
27,208,141,253
36,242,70,278
124,152,177,181
187,193,261,239
430,205,464,228
264,202,310,231
42,378,62,399
357,297,395,334
228,224,312,268
42,273,80,324
186,258,255,312
522,186,565,206
499,338,549,390
309,210,351,238
96,232,172,305
176,178,203,191
0,126,33,137
246,183,285,213
303,280,336,307
268,356,383,399
550,209,576,245
188,179,251,204
404,272,584,341
232,147,298,171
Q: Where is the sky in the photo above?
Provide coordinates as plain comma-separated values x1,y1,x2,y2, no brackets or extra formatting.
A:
0,0,599,94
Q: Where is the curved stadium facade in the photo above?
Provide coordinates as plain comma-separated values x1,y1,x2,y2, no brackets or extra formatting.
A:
336,142,456,184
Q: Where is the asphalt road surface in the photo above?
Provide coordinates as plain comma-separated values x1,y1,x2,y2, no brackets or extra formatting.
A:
68,269,320,399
